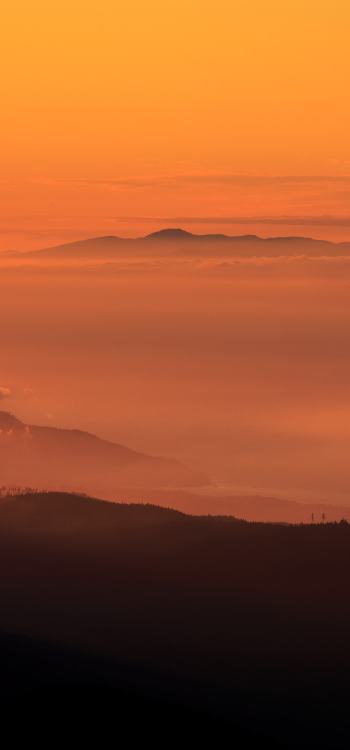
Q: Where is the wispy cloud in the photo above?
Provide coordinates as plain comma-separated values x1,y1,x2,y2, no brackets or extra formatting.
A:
46,174,350,190
116,214,350,228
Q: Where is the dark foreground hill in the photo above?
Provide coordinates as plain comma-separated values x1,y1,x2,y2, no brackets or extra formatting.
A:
0,410,207,490
1,491,350,747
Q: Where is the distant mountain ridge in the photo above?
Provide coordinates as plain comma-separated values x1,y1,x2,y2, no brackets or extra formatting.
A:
143,228,323,243
113,487,350,524
0,411,208,492
3,227,350,260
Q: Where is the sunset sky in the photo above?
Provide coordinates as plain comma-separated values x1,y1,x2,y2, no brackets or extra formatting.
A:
1,1,350,250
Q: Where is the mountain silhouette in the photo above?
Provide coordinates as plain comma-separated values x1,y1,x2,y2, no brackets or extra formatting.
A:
0,411,208,492
9,228,350,260
0,490,192,536
144,228,196,240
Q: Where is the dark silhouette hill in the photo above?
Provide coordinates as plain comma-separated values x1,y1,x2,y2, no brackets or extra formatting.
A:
1,490,350,747
0,411,208,491
12,228,350,260
0,490,190,536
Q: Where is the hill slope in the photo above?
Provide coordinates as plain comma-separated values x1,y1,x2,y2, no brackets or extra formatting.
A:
0,411,208,491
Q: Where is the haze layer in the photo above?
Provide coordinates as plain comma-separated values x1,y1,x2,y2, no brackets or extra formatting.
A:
2,235,350,504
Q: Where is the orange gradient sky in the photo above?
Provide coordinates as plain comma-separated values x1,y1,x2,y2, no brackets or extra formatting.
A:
1,1,350,250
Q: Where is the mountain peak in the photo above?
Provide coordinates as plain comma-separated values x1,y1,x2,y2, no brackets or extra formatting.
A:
144,228,195,241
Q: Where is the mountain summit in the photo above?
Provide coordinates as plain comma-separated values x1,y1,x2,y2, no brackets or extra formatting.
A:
144,228,195,241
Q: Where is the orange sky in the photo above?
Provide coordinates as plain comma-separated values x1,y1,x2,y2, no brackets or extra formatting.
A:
1,1,350,250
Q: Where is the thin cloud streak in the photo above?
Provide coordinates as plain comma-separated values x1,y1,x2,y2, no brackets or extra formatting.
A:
45,175,350,189
116,215,350,228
